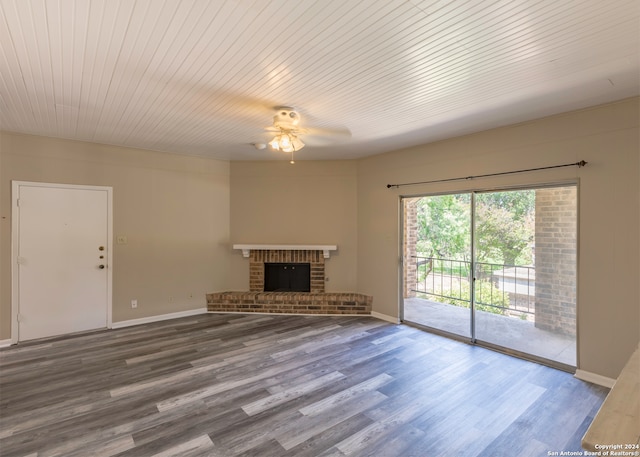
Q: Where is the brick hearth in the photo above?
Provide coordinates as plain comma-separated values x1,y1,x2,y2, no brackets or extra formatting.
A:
207,291,372,315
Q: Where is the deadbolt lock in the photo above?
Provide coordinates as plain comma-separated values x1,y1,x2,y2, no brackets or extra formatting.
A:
98,246,105,251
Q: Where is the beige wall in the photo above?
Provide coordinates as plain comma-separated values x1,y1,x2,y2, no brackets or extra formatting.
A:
228,160,358,292
0,133,231,339
357,97,640,379
1,98,638,380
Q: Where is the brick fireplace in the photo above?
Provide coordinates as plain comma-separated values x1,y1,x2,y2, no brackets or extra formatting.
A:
206,245,372,315
250,249,325,293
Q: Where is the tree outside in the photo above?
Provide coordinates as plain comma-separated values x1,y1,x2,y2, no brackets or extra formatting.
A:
414,190,535,315
475,191,535,266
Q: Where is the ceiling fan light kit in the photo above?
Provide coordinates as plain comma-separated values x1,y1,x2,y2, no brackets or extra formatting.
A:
269,132,305,152
257,106,350,163
269,108,305,154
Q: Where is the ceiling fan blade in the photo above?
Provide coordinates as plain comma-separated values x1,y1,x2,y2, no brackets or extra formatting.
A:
263,127,351,146
299,126,351,138
298,126,351,146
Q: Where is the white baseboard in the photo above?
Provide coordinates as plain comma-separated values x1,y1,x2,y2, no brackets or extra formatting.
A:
0,339,13,348
371,311,400,324
111,308,208,329
574,369,616,388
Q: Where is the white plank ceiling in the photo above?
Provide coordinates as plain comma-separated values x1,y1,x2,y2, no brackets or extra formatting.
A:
1,0,638,161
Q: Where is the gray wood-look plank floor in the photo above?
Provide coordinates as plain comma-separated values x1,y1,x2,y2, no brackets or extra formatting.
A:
0,313,608,457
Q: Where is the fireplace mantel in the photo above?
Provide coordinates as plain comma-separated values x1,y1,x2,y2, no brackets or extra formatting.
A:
233,244,337,259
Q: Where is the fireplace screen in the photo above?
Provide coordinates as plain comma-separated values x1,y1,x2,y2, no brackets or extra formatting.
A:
264,263,311,292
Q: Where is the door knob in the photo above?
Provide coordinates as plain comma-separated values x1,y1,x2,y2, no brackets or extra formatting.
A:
99,265,105,269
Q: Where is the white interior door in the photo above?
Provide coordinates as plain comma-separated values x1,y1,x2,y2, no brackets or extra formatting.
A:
13,182,112,341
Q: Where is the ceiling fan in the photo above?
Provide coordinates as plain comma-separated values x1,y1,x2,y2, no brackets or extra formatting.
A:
253,107,351,163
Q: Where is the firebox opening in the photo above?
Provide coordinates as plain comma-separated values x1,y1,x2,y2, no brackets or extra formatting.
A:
264,263,311,292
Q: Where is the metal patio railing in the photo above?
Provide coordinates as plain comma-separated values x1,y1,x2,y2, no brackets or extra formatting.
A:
411,256,535,318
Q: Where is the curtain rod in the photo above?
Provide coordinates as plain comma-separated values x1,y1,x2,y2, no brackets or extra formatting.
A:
386,160,587,189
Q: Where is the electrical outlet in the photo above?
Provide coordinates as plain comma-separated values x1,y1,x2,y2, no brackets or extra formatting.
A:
131,299,137,309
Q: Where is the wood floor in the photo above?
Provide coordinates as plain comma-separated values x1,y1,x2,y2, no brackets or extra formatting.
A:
0,313,608,457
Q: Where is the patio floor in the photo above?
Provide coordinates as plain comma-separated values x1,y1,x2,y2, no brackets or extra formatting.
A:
403,296,576,367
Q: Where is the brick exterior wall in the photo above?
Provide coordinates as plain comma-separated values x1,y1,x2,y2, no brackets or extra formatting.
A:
207,291,372,315
249,250,325,293
403,198,419,298
534,186,577,336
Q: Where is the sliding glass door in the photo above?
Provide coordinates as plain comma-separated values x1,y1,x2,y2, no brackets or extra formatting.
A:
402,193,472,338
402,184,577,369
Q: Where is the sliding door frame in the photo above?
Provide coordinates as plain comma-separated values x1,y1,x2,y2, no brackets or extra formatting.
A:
400,180,579,372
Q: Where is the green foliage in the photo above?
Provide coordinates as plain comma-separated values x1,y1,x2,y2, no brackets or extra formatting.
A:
476,190,535,220
425,280,509,315
475,202,533,265
473,280,510,312
414,190,535,266
475,190,535,265
416,193,470,260
411,189,535,317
